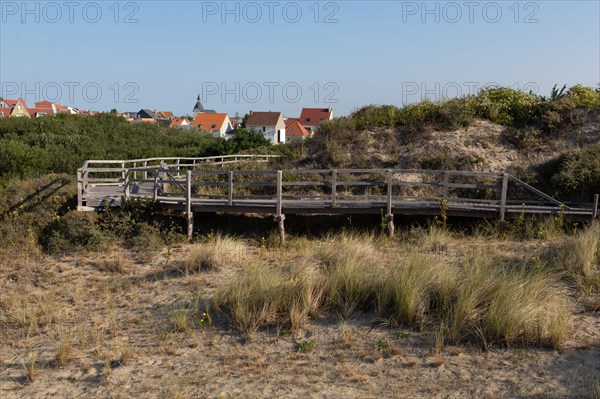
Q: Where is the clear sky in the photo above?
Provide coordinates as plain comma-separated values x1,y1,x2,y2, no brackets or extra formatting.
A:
1,0,599,117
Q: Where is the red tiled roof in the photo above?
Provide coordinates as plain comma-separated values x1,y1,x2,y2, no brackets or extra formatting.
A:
0,107,13,117
28,107,55,116
285,119,310,137
54,104,68,112
170,117,190,127
193,113,228,130
299,108,333,126
4,99,18,106
34,101,53,108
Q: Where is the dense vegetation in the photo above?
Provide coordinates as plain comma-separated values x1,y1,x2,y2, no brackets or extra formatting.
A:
345,84,600,131
0,114,270,182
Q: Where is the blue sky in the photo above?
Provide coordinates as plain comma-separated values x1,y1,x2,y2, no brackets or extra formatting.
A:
1,0,599,116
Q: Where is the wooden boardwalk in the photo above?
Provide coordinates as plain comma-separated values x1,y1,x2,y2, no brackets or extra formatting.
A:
77,155,600,239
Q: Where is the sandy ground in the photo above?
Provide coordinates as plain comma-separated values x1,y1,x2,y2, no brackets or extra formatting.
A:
1,238,599,399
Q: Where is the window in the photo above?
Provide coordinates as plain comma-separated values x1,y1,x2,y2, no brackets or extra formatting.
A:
262,127,266,132
305,118,311,122
198,124,202,128
17,105,22,110
211,124,217,129
0,112,4,117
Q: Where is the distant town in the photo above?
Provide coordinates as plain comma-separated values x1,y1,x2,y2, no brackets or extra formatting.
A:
0,95,334,144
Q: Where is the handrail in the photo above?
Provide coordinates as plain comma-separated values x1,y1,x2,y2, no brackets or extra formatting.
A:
78,160,599,223
81,154,280,166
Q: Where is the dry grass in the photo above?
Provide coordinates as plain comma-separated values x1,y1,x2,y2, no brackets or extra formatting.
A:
1,224,598,398
548,221,600,296
213,230,573,349
98,252,130,273
54,329,76,367
185,233,246,272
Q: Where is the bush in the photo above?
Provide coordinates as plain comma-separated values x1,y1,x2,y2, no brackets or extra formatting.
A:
548,143,600,201
565,85,600,108
505,127,542,149
46,212,108,253
469,87,544,127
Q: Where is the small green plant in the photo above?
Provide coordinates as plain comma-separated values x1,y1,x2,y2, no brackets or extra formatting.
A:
294,339,315,353
437,199,448,225
397,331,410,339
375,340,389,351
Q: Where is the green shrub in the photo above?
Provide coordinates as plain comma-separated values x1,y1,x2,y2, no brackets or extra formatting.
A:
349,105,401,129
46,212,108,253
548,144,600,201
505,127,541,149
565,85,600,107
469,87,544,127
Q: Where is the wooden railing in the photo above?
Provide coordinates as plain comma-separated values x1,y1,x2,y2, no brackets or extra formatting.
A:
77,155,280,210
78,162,599,239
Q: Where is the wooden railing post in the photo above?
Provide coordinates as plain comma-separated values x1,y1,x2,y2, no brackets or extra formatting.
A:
276,170,285,244
77,169,83,211
228,171,234,206
153,170,159,201
121,162,125,182
123,170,130,206
143,161,148,180
593,194,599,220
186,170,194,240
500,173,509,223
386,169,395,237
331,170,337,208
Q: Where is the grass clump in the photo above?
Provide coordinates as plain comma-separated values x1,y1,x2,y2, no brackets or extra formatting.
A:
212,230,573,349
186,234,246,272
547,221,600,296
376,254,440,326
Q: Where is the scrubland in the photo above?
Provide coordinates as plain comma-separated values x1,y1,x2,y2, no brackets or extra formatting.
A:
1,218,599,398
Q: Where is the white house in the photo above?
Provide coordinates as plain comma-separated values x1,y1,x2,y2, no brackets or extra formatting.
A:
245,111,286,144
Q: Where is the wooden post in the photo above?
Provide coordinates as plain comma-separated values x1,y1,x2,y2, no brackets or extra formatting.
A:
331,170,337,208
143,161,148,180
123,170,130,206
77,169,83,211
121,162,125,182
186,170,194,240
228,171,234,206
276,170,285,244
153,170,159,201
386,169,395,237
593,194,599,220
499,173,509,223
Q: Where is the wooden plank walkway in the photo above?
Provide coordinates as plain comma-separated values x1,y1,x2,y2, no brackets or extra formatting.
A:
77,156,600,240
